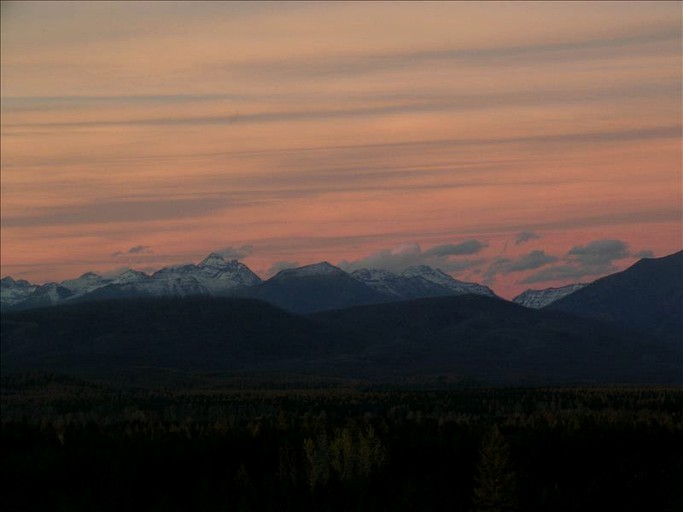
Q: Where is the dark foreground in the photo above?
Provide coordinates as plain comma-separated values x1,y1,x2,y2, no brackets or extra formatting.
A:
2,376,682,511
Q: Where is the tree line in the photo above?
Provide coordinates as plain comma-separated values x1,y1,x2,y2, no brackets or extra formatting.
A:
2,381,682,511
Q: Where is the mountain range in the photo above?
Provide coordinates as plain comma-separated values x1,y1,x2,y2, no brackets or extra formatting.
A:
3,252,681,316
1,254,499,313
1,250,681,386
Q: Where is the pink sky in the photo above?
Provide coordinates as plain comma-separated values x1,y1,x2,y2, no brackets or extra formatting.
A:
1,1,681,298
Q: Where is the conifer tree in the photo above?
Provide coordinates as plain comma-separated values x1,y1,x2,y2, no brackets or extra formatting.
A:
472,426,518,512
304,431,331,489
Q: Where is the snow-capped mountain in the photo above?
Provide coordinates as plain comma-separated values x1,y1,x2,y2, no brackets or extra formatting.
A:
350,268,452,299
103,253,262,298
1,255,496,312
401,265,497,297
350,269,408,298
1,277,40,308
513,283,587,309
270,261,344,281
246,261,388,313
15,282,75,309
59,270,162,299
195,253,262,289
110,269,151,286
147,253,262,296
1,253,262,309
60,272,112,297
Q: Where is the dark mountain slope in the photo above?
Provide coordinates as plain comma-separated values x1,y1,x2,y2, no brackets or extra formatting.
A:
237,262,389,313
311,295,681,384
548,251,683,342
1,297,323,375
3,295,679,385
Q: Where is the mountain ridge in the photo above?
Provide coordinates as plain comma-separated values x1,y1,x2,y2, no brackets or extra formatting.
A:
3,251,681,318
2,254,499,313
2,294,679,385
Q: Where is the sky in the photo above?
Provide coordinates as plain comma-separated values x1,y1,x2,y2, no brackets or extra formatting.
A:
1,1,681,298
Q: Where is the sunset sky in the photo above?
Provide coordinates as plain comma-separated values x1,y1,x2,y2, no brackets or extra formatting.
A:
1,1,681,298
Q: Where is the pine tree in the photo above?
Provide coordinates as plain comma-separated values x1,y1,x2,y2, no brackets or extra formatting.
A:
471,426,518,512
304,431,331,489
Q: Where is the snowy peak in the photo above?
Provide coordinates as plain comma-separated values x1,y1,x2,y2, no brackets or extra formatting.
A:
61,272,110,296
351,268,399,282
112,269,151,285
1,276,34,288
148,255,261,293
272,261,344,280
1,253,264,309
351,265,496,299
351,268,437,299
223,261,262,286
195,253,261,287
1,276,39,307
199,252,228,269
2,256,495,310
402,265,497,298
402,265,454,286
513,283,587,309
14,282,74,308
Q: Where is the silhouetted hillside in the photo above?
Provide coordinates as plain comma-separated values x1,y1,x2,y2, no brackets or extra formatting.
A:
548,251,683,342
312,295,680,384
1,298,322,376
2,295,679,385
237,263,389,313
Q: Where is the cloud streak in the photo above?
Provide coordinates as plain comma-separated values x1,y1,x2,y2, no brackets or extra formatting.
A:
424,239,487,257
521,239,645,284
484,250,559,280
112,245,152,257
566,239,630,266
217,245,254,260
515,231,541,245
1,197,235,228
231,22,681,80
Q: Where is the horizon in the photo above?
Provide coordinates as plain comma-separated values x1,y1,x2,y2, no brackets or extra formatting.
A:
3,247,680,300
2,1,682,299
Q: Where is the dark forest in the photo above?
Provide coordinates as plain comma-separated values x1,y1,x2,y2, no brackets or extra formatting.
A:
3,374,682,511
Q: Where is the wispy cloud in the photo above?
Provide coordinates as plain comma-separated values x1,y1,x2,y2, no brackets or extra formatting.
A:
484,250,559,280
521,239,647,284
0,93,248,114
112,245,152,257
5,96,681,131
566,239,630,266
423,239,487,257
515,231,541,245
231,22,681,80
127,244,151,254
520,265,600,284
1,197,235,228
217,245,253,260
